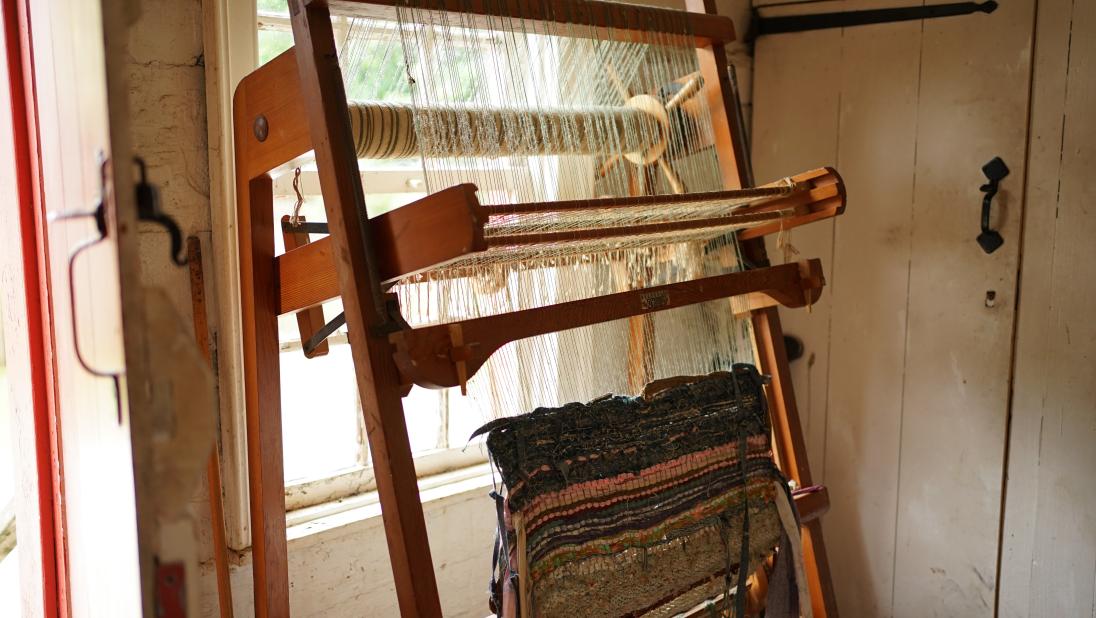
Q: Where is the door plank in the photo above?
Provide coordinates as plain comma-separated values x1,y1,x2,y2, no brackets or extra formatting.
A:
753,6,924,615
892,1,1036,615
753,1,1037,615
826,16,923,617
999,1,1096,615
752,27,841,480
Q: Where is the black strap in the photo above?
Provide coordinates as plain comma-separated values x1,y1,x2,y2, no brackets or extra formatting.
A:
488,490,509,617
733,433,751,618
488,530,502,615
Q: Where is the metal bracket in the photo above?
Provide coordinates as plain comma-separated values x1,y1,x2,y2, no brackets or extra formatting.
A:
302,311,346,357
280,219,330,235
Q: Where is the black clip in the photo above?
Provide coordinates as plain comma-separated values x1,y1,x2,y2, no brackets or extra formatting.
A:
134,157,186,266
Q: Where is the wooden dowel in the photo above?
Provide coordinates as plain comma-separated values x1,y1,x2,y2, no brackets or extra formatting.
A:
480,180,807,215
484,208,802,247
186,237,234,618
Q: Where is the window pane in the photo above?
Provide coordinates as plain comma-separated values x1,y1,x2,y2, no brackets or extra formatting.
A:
280,345,363,482
446,388,484,451
256,0,287,15
258,29,293,65
402,386,443,453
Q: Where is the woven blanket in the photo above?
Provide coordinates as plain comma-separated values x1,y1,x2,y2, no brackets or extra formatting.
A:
477,364,800,618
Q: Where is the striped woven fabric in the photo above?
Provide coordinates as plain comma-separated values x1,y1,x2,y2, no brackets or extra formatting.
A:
479,364,792,618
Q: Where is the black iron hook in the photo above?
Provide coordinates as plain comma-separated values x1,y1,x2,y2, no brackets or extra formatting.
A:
134,157,187,266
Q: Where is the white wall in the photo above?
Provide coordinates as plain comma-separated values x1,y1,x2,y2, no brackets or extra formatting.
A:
200,477,497,617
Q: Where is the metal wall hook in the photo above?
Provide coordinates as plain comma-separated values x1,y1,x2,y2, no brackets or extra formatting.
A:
134,157,187,266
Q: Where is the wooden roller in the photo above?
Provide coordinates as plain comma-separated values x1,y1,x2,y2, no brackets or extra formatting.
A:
347,96,667,160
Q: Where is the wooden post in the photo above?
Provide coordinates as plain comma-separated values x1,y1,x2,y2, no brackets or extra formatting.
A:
753,307,839,617
685,1,838,615
186,237,235,618
237,173,290,617
288,2,443,616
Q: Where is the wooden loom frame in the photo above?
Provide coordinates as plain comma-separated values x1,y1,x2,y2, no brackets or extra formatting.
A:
232,0,839,615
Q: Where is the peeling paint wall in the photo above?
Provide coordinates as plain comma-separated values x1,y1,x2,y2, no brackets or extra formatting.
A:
125,0,219,599
128,0,211,306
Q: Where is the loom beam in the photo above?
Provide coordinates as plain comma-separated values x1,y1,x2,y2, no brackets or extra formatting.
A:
390,259,825,390
274,168,844,314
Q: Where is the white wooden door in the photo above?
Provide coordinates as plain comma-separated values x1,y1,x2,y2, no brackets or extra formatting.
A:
24,0,160,614
751,1,1036,616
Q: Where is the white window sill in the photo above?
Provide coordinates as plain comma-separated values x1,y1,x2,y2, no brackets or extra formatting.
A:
285,463,495,543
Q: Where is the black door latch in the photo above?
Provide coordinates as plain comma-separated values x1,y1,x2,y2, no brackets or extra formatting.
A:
977,157,1009,254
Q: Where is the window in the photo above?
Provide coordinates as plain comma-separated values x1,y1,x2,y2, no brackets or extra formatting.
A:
255,1,491,513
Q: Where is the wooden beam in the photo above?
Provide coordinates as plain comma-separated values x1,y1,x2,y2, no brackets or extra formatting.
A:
289,3,444,616
795,487,831,524
237,174,289,617
234,48,311,179
327,0,736,46
392,260,825,389
753,306,839,617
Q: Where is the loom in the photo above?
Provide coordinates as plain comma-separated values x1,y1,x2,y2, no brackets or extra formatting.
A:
233,1,842,615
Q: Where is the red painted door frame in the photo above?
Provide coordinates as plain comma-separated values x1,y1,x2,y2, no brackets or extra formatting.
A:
2,0,65,615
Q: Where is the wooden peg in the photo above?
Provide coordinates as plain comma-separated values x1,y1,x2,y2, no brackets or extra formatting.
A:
447,323,469,396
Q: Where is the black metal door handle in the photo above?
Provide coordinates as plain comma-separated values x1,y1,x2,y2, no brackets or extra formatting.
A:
977,156,1009,254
